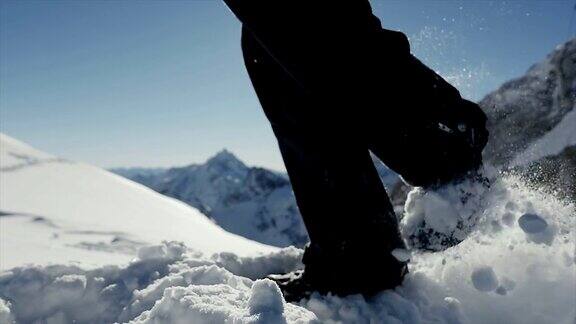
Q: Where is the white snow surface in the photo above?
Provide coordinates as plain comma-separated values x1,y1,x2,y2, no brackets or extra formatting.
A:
511,107,576,166
1,134,575,324
0,133,275,270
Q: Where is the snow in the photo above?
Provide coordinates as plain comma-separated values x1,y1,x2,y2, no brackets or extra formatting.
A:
0,242,315,323
401,173,490,250
247,279,285,315
511,107,576,166
470,267,498,292
517,213,548,234
0,299,14,324
480,38,575,166
0,133,275,270
1,134,575,324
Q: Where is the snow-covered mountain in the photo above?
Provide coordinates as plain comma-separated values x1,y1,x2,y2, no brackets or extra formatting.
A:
1,134,574,324
480,38,576,167
479,38,576,201
113,151,401,248
0,133,275,270
113,151,309,248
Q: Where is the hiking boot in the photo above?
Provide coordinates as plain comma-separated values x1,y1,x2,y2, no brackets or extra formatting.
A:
268,245,409,302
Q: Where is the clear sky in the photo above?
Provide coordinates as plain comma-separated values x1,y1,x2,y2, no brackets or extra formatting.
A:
1,0,574,171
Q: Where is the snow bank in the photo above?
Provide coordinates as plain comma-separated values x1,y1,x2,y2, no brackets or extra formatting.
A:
0,242,315,323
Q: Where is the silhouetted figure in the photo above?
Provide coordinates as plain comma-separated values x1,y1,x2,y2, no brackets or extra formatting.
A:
223,0,488,301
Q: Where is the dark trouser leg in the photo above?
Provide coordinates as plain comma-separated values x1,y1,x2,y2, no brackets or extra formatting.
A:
274,126,405,254
241,29,405,271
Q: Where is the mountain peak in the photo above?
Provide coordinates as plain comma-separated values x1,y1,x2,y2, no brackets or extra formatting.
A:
209,149,239,162
205,149,247,171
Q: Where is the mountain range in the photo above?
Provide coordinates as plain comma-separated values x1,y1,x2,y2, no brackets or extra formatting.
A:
113,150,400,248
114,150,307,247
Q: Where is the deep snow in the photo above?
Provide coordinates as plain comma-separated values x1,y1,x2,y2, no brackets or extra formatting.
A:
1,134,575,323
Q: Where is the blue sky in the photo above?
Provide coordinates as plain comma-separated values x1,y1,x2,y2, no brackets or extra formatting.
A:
1,0,574,171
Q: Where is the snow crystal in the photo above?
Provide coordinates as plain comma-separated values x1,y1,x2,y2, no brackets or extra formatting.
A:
471,266,499,292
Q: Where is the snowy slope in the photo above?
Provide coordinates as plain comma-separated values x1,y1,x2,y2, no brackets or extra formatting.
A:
511,108,576,167
1,135,575,324
0,133,275,270
480,38,576,166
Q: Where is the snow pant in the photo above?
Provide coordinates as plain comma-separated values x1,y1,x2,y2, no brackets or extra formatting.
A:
225,0,488,268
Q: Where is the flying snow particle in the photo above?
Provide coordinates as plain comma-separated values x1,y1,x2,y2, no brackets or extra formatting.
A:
502,212,515,226
391,249,411,262
495,286,507,295
518,213,548,234
471,266,499,292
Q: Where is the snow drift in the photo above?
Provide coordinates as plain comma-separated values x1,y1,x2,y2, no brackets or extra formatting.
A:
0,242,310,323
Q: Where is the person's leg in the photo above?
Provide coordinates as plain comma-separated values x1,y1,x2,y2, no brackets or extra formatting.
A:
223,0,410,118
224,0,487,188
241,28,406,295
